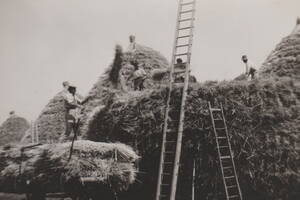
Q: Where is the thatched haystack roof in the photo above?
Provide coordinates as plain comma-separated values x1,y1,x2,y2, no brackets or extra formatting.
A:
83,24,300,200
0,140,138,194
21,91,66,144
0,113,30,146
259,18,300,80
79,44,172,136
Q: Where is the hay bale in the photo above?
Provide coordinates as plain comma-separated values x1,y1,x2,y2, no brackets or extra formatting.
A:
0,140,138,194
0,113,30,146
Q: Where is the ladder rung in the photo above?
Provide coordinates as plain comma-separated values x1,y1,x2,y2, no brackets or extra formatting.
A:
217,137,227,139
220,156,231,159
225,176,235,179
179,18,195,22
177,35,191,39
162,172,171,176
180,9,195,14
227,185,237,189
175,53,190,57
211,108,221,112
176,44,190,48
228,195,239,199
173,69,186,74
164,162,173,165
223,166,233,169
213,118,223,121
178,26,194,30
164,151,174,154
165,141,176,143
181,1,195,6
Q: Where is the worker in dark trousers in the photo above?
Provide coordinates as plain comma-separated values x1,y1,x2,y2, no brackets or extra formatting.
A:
241,55,257,80
63,85,83,140
131,62,147,90
174,58,186,83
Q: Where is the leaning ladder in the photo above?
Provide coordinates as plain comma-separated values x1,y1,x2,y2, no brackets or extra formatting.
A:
155,1,196,200
208,102,243,200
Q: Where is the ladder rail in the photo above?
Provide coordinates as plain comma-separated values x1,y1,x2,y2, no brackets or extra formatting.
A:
208,102,229,199
155,0,183,198
170,0,196,199
156,0,197,199
220,104,243,200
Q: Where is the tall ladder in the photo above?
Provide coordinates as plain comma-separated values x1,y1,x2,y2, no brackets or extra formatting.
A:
155,1,196,200
208,102,243,200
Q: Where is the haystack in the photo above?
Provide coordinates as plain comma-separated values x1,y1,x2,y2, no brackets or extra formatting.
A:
259,18,300,80
0,140,138,195
79,43,172,136
0,113,30,146
21,90,85,144
82,21,300,200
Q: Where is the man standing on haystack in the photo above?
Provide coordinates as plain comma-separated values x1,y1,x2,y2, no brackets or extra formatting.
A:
241,55,257,80
131,61,147,90
127,35,137,52
62,83,83,140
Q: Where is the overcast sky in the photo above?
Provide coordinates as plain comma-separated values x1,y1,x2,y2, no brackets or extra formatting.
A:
0,0,299,123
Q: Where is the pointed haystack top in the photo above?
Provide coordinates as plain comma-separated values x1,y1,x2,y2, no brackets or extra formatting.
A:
0,113,30,146
259,18,300,79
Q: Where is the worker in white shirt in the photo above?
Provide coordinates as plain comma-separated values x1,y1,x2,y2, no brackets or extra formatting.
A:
242,55,257,80
127,35,137,52
131,61,147,90
63,85,83,139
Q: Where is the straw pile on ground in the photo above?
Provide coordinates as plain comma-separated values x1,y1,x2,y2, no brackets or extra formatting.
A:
81,22,300,200
0,140,138,196
0,113,30,146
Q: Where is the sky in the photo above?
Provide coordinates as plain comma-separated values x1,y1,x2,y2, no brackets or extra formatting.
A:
0,0,299,123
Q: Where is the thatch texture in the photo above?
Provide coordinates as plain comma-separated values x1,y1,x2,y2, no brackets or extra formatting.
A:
79,44,171,136
21,91,67,144
0,140,138,194
82,23,300,200
259,20,300,80
0,114,30,146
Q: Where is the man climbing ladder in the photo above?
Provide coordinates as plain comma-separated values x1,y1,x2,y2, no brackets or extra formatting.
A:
155,0,196,200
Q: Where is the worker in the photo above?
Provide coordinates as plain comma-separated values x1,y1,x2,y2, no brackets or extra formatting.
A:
127,35,137,52
174,58,186,82
241,55,257,80
131,61,147,91
63,85,83,139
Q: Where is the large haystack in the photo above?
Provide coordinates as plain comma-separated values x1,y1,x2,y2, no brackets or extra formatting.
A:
79,43,171,136
0,140,138,196
82,22,300,199
259,19,300,80
21,91,66,144
0,113,30,146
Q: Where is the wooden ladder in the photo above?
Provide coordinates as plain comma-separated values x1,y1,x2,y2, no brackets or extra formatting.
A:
155,0,196,200
208,102,243,200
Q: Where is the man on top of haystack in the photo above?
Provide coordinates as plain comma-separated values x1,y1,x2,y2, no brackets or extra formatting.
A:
62,81,89,140
127,35,137,52
241,55,257,80
130,61,147,91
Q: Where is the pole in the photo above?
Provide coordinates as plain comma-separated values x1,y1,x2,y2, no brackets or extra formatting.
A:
192,159,195,200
